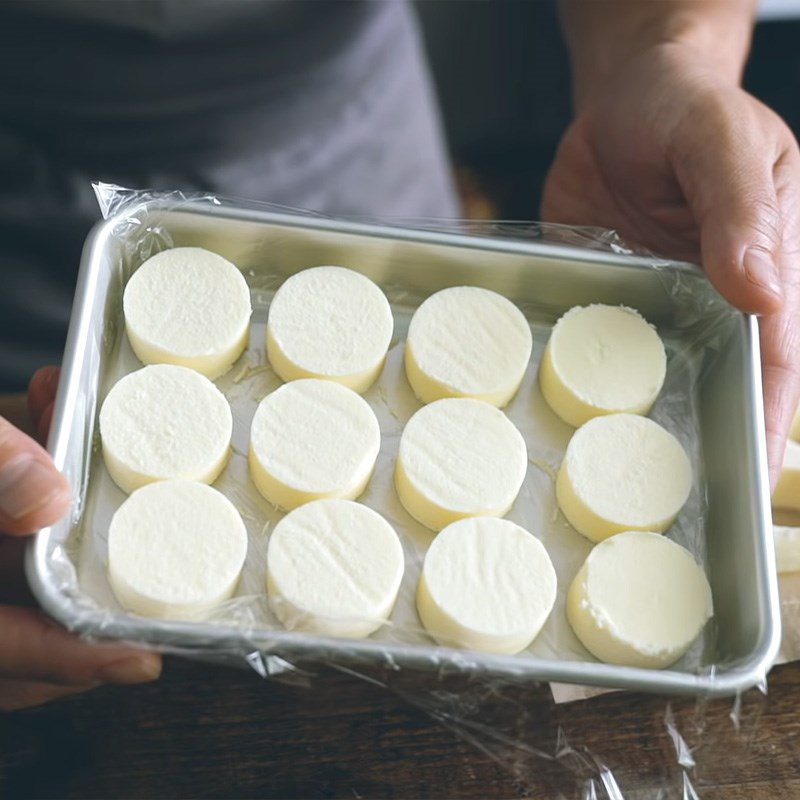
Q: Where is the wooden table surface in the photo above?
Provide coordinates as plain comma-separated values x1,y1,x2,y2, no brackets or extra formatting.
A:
2,653,799,799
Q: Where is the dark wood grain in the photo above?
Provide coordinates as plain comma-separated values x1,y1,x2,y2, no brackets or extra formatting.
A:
1,655,799,799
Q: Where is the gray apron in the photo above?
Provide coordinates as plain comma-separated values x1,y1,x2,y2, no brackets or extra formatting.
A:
0,0,458,390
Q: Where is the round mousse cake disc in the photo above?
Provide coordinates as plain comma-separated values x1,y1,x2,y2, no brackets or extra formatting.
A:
395,397,528,531
267,499,404,638
556,413,692,542
567,531,713,669
539,304,666,427
404,286,532,407
791,403,800,440
417,516,557,654
266,266,393,393
123,247,251,379
100,364,232,494
773,439,800,512
108,480,248,621
249,378,380,510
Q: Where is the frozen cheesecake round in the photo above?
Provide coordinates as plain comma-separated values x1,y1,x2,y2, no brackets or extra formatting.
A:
417,517,557,654
773,439,800,512
123,247,251,379
266,266,393,393
539,304,666,427
267,499,404,638
100,364,232,494
557,413,692,542
567,531,713,669
404,286,532,407
249,379,380,510
774,525,800,574
108,480,248,621
395,397,527,531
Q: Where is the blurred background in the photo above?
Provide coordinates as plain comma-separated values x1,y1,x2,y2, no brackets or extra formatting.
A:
1,0,799,392
417,0,800,219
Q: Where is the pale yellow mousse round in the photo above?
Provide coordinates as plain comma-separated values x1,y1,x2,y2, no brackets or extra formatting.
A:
774,525,800,574
108,480,247,621
773,439,800,512
417,517,557,654
540,304,666,427
567,531,713,669
395,397,527,531
266,266,393,393
557,414,692,542
267,499,404,638
404,286,532,407
100,364,232,494
123,247,251,379
249,379,380,510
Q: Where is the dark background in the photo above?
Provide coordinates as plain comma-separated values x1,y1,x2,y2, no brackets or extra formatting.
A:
418,3,800,219
1,3,799,387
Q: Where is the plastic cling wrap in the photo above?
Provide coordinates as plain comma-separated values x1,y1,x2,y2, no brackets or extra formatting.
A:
27,184,789,798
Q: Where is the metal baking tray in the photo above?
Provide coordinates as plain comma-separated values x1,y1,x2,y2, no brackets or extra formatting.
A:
27,197,781,696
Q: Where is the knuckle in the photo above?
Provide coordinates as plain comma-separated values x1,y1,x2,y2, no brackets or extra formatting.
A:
764,363,800,396
0,609,61,685
745,195,783,252
764,316,800,372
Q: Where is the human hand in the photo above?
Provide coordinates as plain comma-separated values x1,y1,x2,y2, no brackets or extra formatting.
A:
0,367,161,711
542,43,800,485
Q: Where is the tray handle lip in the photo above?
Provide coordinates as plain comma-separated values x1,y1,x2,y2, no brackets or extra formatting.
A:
17,580,779,698
737,313,782,683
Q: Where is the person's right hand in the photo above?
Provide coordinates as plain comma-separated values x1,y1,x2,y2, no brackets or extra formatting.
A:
542,42,800,487
0,367,161,711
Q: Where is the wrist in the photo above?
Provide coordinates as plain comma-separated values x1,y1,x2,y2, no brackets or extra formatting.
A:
564,2,755,110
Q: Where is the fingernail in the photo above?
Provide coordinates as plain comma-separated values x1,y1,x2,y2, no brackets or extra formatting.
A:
744,248,783,300
0,456,66,520
94,656,162,684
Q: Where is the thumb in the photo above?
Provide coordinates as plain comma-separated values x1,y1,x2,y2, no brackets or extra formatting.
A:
0,417,71,536
674,117,785,315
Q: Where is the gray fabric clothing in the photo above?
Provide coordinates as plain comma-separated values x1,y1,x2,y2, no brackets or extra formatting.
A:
0,0,458,391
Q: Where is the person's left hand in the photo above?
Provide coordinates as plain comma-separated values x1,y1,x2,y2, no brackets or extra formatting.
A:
0,367,162,711
542,42,800,486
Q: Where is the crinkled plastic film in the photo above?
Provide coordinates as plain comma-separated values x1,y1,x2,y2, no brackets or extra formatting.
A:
30,184,789,798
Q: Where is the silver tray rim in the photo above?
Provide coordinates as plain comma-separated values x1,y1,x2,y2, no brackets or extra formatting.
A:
26,198,782,697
